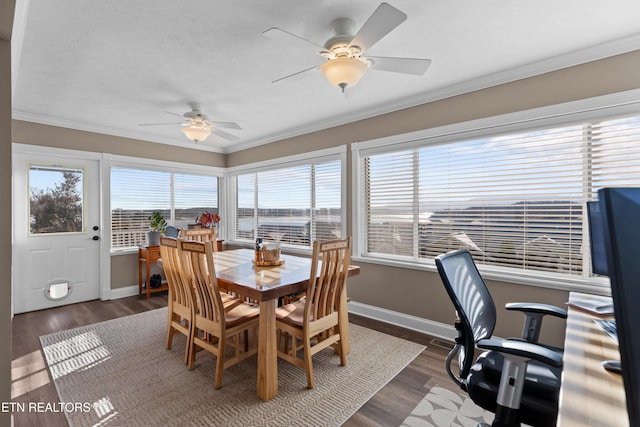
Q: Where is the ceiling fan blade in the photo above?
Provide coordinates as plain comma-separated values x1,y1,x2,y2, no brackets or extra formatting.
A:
368,56,432,75
263,27,329,55
210,127,240,142
272,63,322,84
163,111,185,118
348,3,407,53
210,121,241,130
138,122,183,126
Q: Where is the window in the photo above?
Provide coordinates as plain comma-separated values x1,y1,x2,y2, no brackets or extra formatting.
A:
357,113,640,281
230,149,344,249
110,167,219,250
29,164,85,234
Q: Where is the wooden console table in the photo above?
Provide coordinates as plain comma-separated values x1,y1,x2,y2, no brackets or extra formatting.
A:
138,240,224,299
138,245,168,299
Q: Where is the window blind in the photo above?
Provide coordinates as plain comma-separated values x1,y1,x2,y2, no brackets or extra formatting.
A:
232,159,342,248
111,167,170,250
173,173,219,229
110,167,219,250
362,115,640,278
591,116,640,192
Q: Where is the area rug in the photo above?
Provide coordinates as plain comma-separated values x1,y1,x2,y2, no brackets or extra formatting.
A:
40,307,425,426
400,386,493,427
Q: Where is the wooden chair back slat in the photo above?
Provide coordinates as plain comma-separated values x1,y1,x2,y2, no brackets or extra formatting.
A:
306,238,351,324
179,228,218,248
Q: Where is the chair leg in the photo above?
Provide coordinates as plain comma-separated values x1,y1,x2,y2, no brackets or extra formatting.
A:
304,337,314,389
166,314,176,349
187,330,197,370
338,336,347,366
183,321,192,365
166,327,175,350
214,340,225,389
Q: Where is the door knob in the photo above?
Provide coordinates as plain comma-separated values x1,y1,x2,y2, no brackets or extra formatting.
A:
92,235,100,241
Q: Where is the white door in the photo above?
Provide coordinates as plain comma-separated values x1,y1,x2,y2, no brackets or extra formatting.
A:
13,148,102,314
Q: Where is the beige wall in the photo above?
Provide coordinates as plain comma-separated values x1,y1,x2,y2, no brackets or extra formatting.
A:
12,120,227,167
2,2,14,424
228,51,640,167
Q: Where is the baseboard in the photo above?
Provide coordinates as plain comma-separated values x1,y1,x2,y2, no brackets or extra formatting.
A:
107,285,140,300
348,301,457,342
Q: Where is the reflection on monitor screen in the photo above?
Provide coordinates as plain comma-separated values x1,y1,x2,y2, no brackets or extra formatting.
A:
586,201,608,276
599,187,640,426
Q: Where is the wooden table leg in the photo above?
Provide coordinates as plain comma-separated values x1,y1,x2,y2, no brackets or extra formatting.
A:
257,299,278,401
145,258,151,300
138,258,143,297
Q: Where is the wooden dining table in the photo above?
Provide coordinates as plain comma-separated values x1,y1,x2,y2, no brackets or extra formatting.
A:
211,248,360,402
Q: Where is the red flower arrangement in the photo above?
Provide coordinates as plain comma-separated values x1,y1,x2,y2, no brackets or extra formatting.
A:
197,211,221,228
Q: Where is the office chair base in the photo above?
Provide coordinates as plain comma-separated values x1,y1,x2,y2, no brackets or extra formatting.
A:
492,404,520,427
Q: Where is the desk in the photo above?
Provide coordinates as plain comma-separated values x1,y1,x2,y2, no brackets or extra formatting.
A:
212,248,360,401
557,292,628,426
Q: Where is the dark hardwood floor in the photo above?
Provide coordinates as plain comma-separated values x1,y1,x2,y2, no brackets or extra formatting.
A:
11,294,459,427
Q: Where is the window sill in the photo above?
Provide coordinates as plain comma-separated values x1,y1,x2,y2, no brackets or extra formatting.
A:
351,254,611,296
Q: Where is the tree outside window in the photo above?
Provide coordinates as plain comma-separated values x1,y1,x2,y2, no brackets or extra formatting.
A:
29,166,84,234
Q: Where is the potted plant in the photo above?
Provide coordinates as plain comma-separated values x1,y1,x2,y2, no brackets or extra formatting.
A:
146,211,167,245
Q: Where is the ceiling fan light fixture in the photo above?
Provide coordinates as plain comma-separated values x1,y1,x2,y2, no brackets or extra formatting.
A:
320,57,368,92
182,124,211,143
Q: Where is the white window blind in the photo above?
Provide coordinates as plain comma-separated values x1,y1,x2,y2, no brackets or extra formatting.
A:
591,116,640,191
111,168,170,250
173,173,219,229
232,159,342,248
362,113,640,278
110,167,219,250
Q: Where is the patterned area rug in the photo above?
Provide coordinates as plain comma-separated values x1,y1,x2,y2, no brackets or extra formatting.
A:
40,307,425,426
401,386,494,427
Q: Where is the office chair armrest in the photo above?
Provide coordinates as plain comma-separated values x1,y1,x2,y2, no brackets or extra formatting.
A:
477,338,563,368
505,302,568,319
506,302,568,343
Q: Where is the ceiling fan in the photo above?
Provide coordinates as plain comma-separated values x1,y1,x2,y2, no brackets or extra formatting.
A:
138,102,241,143
263,2,431,92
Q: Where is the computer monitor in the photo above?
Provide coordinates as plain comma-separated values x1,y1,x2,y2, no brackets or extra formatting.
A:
598,187,640,426
586,201,608,276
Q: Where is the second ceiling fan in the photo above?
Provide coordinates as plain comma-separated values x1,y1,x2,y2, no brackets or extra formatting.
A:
263,2,431,92
138,102,241,143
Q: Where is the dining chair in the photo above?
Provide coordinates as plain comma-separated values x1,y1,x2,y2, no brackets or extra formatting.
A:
179,227,217,247
178,239,259,389
159,236,195,364
164,225,179,238
275,237,352,389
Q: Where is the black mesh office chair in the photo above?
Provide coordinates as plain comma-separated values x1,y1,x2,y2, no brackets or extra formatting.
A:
435,249,567,427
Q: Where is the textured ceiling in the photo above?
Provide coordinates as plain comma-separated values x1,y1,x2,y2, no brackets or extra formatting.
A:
11,0,640,153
